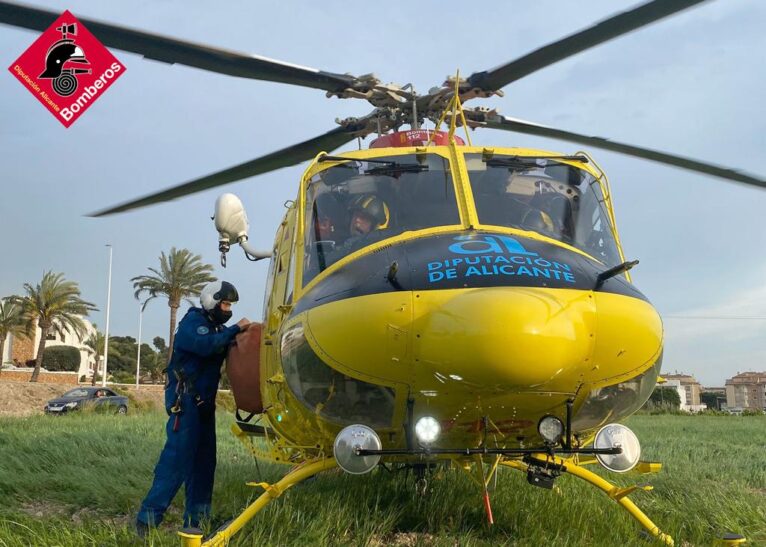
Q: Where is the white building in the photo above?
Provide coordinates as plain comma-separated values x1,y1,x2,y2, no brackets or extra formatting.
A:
1,335,9,364
2,318,99,379
662,378,707,412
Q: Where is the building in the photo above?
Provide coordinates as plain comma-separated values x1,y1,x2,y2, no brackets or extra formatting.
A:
662,373,706,412
701,386,727,411
2,318,98,380
725,372,766,411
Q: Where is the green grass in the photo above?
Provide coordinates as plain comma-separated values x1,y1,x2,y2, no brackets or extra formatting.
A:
0,412,764,546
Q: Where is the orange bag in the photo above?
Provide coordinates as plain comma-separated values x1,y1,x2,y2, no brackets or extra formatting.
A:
226,322,263,417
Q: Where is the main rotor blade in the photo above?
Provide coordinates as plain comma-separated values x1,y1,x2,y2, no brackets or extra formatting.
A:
467,0,707,92
0,1,357,92
90,125,362,217
479,114,766,189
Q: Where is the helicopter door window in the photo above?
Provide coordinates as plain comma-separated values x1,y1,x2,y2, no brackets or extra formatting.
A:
262,248,277,322
280,323,395,427
573,357,661,432
572,181,622,266
303,154,459,285
285,231,297,305
466,154,622,266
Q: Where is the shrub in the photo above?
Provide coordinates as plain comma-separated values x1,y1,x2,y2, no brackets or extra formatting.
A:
698,408,730,416
111,386,157,412
111,371,135,384
43,346,80,372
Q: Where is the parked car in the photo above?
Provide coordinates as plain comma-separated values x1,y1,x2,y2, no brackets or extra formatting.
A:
45,387,129,415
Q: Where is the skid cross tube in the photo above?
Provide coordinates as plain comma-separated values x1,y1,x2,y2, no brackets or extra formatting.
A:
356,446,622,457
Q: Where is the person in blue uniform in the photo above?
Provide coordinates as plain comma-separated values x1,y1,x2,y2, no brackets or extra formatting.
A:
136,281,250,535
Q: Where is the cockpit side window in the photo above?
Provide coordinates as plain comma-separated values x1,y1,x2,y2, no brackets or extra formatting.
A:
466,154,621,266
302,154,459,285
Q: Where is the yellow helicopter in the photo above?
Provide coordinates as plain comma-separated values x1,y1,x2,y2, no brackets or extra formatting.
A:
2,1,764,546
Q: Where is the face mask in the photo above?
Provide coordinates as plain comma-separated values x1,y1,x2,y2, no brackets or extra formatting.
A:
209,305,232,325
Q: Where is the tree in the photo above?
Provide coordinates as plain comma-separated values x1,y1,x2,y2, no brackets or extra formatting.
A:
131,248,216,360
649,386,681,408
700,391,722,411
146,336,169,383
17,272,97,382
84,328,123,386
0,297,29,374
152,336,167,354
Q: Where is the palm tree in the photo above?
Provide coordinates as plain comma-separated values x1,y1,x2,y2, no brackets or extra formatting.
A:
17,272,97,382
131,248,216,360
0,297,30,375
83,327,123,385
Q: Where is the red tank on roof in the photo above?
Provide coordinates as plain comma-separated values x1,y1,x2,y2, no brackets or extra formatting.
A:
369,130,464,148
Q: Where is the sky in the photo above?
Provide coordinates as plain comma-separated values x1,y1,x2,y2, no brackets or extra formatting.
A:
1,0,765,387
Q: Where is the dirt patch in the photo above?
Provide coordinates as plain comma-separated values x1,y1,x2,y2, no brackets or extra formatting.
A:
18,500,131,527
370,533,439,546
0,381,240,416
0,381,165,417
0,381,65,417
18,500,69,519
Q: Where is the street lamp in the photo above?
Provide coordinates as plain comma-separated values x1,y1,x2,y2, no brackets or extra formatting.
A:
102,244,113,387
136,300,149,389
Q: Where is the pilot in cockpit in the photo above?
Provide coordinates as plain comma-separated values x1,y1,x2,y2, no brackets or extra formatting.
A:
338,194,390,253
310,193,346,246
305,193,346,275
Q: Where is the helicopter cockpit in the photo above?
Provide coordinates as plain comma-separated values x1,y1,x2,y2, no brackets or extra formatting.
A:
303,153,459,284
303,151,623,285
465,154,622,267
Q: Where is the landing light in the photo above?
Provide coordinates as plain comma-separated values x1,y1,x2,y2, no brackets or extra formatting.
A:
538,415,564,444
594,423,641,473
415,416,440,444
333,424,381,475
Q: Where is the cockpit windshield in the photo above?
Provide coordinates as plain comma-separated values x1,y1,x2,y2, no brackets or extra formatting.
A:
466,154,622,266
303,154,459,285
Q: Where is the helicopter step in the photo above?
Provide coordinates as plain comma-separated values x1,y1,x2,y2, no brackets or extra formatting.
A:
233,421,271,437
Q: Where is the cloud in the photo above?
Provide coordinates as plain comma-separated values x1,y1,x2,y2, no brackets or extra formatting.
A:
663,278,766,342
661,273,766,384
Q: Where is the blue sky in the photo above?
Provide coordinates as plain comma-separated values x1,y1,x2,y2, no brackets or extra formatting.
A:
1,0,764,386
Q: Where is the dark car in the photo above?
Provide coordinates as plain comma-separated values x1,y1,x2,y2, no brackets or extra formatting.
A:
45,387,129,415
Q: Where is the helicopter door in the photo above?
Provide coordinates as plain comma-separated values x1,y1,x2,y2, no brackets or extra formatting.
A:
266,207,297,333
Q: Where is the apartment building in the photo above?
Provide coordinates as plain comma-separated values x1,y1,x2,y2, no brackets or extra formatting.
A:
725,372,766,411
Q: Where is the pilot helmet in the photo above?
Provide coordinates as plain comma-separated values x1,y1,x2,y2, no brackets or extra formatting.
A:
200,281,239,325
349,194,389,229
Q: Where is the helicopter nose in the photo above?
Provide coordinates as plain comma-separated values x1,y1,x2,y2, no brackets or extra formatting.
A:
413,288,596,389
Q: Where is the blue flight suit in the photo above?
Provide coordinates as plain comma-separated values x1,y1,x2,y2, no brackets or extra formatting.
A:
137,307,241,527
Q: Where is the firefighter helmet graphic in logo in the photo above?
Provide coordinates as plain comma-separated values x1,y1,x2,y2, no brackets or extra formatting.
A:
38,23,91,97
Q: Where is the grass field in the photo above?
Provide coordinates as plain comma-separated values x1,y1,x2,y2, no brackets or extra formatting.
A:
0,411,764,546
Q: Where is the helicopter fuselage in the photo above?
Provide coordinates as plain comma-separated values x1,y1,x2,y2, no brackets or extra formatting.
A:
258,140,662,456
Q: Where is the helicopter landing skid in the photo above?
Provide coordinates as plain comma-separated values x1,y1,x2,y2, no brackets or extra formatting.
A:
178,458,338,547
501,456,675,546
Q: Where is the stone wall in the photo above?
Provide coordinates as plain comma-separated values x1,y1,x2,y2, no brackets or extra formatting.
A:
0,370,78,384
11,336,36,364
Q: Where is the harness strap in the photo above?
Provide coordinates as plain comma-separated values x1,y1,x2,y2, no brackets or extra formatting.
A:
236,409,256,423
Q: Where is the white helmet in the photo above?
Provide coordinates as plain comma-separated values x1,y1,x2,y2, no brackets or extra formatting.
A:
200,281,239,324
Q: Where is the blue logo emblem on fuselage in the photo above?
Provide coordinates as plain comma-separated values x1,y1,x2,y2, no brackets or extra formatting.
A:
427,234,575,284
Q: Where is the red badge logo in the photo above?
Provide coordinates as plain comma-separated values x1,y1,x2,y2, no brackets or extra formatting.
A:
8,10,126,127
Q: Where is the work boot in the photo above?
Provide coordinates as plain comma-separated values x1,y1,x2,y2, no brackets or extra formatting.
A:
134,519,149,540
